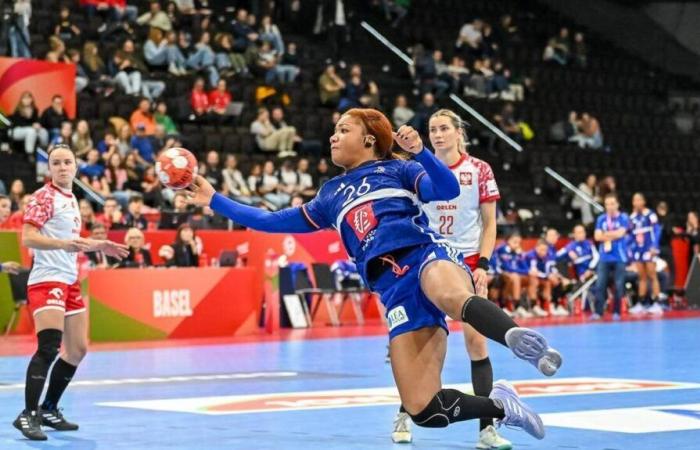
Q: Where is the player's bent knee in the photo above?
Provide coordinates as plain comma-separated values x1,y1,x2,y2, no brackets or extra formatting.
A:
434,289,471,309
402,393,437,418
408,389,466,428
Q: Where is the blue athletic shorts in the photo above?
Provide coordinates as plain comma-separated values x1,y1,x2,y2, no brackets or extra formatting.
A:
629,243,654,262
368,243,473,340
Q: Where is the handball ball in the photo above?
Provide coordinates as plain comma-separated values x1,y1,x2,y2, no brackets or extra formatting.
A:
155,148,198,190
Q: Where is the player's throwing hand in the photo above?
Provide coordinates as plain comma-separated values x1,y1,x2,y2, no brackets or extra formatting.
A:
393,125,423,154
186,175,216,207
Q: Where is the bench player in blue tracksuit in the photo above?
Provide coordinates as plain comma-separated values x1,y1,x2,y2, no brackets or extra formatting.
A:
563,224,599,282
187,108,562,441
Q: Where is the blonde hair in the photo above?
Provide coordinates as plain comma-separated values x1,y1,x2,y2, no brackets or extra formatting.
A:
429,109,468,152
82,41,104,72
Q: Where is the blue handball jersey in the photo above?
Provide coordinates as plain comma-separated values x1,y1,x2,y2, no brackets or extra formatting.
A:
563,239,599,277
523,250,557,279
301,159,446,281
629,209,659,249
492,244,528,274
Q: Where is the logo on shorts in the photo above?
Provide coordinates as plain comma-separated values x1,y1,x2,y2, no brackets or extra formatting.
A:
459,172,473,186
387,306,409,331
345,202,378,241
49,288,64,299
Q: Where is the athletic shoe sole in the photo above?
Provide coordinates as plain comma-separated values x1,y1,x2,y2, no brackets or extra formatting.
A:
505,328,562,376
391,432,412,444
12,417,47,441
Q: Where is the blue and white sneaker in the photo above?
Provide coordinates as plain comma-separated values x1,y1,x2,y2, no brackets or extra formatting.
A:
490,380,545,440
505,327,562,376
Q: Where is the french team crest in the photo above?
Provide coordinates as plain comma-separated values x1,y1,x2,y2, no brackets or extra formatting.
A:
346,202,378,240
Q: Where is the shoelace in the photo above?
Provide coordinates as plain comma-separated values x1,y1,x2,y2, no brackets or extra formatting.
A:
379,255,409,277
393,413,410,433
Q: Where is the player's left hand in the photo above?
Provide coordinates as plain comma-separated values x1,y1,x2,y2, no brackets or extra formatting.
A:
0,261,21,275
393,125,423,154
472,268,488,296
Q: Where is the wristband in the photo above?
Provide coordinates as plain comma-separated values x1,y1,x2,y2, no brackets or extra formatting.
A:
476,257,490,271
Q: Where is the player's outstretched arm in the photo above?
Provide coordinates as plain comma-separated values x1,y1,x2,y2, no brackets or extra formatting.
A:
22,224,91,252
187,176,316,233
23,224,129,258
393,125,459,202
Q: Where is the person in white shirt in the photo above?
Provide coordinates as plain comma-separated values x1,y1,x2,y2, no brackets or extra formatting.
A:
14,144,128,441
456,19,484,52
392,109,511,450
222,154,261,206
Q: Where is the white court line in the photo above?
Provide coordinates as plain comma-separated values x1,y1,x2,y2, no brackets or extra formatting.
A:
98,378,700,416
0,371,300,391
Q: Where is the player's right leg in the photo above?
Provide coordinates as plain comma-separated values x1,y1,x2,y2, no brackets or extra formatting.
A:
592,263,611,320
630,262,647,314
391,326,544,440
508,274,532,319
40,309,87,432
645,261,664,315
13,307,65,441
464,325,513,450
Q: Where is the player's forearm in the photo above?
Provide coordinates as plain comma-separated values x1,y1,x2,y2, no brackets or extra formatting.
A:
22,231,68,251
210,193,314,233
609,229,627,240
479,203,497,259
478,232,496,261
414,148,459,201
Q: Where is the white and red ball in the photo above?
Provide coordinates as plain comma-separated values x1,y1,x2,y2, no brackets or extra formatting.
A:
155,148,198,190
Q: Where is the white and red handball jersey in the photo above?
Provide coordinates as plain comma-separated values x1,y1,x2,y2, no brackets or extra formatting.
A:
422,153,500,257
23,183,81,286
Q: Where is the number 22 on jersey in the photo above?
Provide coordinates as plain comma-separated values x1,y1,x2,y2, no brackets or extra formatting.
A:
438,215,454,235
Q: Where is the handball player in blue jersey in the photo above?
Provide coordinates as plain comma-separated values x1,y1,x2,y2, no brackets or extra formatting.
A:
187,108,561,439
628,193,663,315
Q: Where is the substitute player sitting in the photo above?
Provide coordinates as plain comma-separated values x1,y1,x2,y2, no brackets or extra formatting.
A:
493,233,531,318
524,240,560,317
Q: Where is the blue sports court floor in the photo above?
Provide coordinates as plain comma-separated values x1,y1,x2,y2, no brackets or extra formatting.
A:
1,317,699,449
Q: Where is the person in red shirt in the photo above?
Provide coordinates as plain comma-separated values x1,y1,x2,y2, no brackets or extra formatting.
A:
208,79,232,120
190,77,211,122
5,195,32,230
